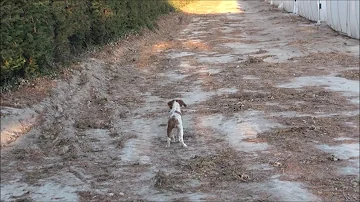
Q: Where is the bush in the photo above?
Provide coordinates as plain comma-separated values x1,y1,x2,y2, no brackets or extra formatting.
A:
1,0,194,87
1,0,55,84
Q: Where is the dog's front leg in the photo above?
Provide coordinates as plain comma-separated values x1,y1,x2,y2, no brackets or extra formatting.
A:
177,129,181,143
171,132,176,143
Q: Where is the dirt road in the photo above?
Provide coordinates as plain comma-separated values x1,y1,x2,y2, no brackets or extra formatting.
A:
1,0,359,201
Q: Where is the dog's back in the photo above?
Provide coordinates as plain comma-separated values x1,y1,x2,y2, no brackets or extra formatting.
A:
167,116,179,138
167,101,182,136
166,99,187,148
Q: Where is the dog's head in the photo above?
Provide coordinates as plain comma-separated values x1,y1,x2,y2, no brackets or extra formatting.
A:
167,99,187,109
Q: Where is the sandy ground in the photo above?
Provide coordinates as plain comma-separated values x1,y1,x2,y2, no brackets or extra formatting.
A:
1,0,359,201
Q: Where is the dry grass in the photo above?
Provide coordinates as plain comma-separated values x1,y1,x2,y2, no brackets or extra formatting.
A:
152,170,185,192
78,73,88,86
78,191,149,202
153,170,175,189
259,115,359,147
293,52,359,67
11,147,45,161
74,118,112,130
1,78,55,107
243,56,264,64
336,69,360,81
184,149,250,182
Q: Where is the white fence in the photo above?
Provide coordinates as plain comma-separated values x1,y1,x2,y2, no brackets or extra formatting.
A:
264,0,360,39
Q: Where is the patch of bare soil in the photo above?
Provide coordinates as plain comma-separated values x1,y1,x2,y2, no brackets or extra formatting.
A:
182,149,251,182
24,165,64,185
336,69,360,81
255,146,360,202
152,170,186,192
200,86,357,117
212,53,358,85
306,176,359,201
10,147,45,162
1,78,56,108
253,112,359,201
259,115,359,149
269,153,358,201
112,133,137,148
77,191,149,202
291,52,359,67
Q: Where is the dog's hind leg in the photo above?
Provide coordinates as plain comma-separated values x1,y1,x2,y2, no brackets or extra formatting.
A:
166,126,172,148
166,136,171,148
178,126,187,148
174,128,180,142
171,129,176,142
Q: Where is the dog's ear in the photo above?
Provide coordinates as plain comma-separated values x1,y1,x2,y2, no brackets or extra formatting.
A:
167,100,175,109
176,99,187,107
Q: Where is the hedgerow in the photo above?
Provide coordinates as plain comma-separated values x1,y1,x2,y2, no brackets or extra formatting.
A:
0,0,194,87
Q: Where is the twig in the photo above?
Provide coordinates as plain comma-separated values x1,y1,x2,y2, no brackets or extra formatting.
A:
259,194,272,201
342,192,349,201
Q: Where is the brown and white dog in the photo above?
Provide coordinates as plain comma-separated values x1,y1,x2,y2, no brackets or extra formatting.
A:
166,99,187,148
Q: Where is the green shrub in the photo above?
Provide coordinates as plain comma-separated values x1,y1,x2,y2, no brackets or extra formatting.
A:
0,0,195,87
1,0,54,84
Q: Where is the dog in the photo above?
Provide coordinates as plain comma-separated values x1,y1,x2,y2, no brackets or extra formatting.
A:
166,99,187,148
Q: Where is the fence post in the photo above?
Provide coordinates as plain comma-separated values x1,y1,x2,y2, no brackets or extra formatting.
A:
293,0,298,14
317,0,321,24
346,0,350,35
